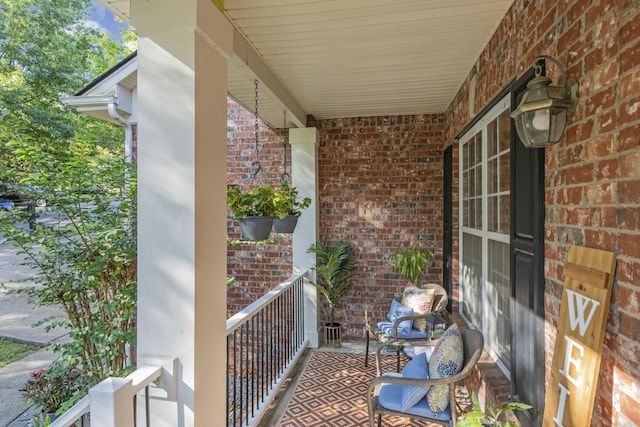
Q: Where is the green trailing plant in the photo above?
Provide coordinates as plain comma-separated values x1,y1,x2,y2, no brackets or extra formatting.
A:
388,244,434,286
307,240,358,325
273,180,311,216
226,184,282,218
458,392,533,427
0,121,137,407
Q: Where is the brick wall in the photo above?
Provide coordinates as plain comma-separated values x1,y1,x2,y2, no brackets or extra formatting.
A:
226,110,447,338
226,100,293,315
444,0,640,425
225,1,639,422
314,115,445,340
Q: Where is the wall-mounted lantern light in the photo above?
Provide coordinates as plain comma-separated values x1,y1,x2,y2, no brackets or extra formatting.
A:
511,55,579,148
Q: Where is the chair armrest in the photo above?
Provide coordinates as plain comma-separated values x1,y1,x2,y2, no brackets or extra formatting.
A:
389,311,438,338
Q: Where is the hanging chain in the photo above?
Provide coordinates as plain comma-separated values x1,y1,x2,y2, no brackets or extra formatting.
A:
281,109,290,181
251,79,262,178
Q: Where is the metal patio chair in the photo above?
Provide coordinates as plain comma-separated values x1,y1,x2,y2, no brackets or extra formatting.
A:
366,328,484,426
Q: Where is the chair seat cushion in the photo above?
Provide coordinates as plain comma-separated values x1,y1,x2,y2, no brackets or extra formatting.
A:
378,381,452,422
376,321,429,339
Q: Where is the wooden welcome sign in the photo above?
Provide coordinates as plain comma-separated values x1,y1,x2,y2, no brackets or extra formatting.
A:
543,245,616,426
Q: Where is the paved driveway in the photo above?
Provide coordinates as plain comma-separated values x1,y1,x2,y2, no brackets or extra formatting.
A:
0,230,67,427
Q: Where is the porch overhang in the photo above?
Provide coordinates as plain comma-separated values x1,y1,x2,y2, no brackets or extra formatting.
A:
97,0,513,128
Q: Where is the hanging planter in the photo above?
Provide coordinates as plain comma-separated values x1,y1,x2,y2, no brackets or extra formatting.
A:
272,181,311,234
274,214,299,233
239,216,275,241
227,184,280,242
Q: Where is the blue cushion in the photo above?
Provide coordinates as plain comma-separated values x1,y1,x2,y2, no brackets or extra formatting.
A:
378,382,452,422
387,299,414,334
399,352,429,411
376,321,429,339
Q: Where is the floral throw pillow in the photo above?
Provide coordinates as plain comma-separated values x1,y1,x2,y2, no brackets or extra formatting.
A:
401,287,436,332
426,323,463,417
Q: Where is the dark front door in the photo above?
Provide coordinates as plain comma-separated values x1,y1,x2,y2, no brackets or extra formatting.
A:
443,145,453,312
510,70,546,425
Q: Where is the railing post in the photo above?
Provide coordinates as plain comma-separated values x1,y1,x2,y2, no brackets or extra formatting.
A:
89,377,135,427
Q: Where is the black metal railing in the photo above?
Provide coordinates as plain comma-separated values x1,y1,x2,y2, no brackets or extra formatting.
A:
226,273,307,426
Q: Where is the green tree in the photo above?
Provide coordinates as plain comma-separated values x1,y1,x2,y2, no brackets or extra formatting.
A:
0,0,138,412
0,0,135,149
0,119,137,400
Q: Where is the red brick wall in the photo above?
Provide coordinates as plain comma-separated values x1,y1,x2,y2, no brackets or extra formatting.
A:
226,99,293,315
226,1,639,421
314,115,445,340
226,109,446,339
444,0,640,425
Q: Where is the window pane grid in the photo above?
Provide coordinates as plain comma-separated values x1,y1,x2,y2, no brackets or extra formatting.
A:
488,240,511,368
462,233,483,326
460,95,511,374
463,132,483,229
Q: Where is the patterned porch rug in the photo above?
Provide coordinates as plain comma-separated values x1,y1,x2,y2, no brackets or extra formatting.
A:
278,351,435,427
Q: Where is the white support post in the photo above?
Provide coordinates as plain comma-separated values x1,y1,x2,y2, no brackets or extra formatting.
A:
290,127,319,348
131,0,232,425
89,378,134,427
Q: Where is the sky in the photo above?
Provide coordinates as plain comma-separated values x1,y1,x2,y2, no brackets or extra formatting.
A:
84,1,128,42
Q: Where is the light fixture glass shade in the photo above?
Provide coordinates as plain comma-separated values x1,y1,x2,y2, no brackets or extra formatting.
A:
514,107,568,148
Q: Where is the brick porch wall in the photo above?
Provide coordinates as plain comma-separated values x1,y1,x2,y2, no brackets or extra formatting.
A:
314,115,445,341
444,0,640,425
225,0,639,423
226,108,447,338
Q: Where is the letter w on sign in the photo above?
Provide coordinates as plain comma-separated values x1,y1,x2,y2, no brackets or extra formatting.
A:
542,246,616,427
565,289,600,337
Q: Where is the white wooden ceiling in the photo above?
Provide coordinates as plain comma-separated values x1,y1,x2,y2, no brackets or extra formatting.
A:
101,0,514,128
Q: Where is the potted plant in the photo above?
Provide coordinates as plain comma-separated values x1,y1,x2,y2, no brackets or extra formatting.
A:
227,184,280,241
20,361,85,421
388,244,434,287
458,392,532,426
272,180,312,233
307,240,358,347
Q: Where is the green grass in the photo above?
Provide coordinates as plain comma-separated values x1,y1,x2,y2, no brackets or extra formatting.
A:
0,337,39,368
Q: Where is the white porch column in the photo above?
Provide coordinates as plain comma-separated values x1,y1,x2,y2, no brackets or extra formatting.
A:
290,128,320,348
131,0,232,426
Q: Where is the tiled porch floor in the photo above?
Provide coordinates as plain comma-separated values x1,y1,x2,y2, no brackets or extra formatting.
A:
258,341,473,427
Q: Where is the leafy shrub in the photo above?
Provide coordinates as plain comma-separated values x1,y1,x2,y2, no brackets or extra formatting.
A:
0,122,137,408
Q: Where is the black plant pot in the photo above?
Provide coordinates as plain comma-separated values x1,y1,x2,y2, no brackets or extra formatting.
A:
238,216,274,241
274,215,299,233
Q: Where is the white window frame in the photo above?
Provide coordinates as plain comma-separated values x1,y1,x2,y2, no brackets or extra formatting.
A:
459,93,511,375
